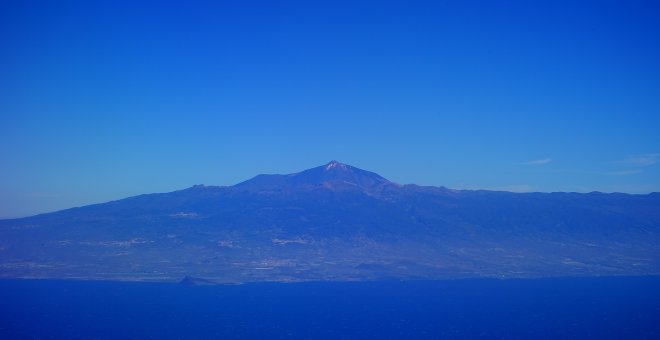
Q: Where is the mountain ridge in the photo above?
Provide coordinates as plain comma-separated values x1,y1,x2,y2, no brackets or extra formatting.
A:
0,161,658,283
18,160,653,221
234,161,396,193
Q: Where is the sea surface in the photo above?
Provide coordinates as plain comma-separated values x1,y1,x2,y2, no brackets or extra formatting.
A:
1,276,659,339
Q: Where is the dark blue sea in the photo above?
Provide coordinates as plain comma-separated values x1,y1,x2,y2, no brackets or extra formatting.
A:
1,276,659,339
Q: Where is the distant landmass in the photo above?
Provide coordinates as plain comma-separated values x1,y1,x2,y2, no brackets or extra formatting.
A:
1,161,658,283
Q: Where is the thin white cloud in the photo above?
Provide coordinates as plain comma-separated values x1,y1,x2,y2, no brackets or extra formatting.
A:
618,153,659,167
604,169,642,176
522,158,552,165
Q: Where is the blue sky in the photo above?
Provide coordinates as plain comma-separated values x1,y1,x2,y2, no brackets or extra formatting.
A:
1,0,659,218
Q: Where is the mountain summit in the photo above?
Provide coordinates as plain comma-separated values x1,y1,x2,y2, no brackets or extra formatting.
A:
1,162,659,283
235,161,394,192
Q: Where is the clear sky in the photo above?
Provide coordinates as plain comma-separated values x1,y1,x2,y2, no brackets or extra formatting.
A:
1,0,659,218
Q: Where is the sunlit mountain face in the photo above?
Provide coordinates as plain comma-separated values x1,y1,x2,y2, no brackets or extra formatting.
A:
1,161,658,283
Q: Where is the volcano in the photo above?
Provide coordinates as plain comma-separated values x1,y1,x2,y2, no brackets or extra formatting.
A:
1,161,658,283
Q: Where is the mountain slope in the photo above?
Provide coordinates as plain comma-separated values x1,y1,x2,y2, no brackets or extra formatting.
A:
1,161,659,283
234,160,394,192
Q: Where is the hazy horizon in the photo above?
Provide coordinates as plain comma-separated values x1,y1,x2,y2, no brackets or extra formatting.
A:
2,159,659,219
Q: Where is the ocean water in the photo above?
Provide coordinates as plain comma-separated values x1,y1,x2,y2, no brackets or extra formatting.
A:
1,277,659,339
